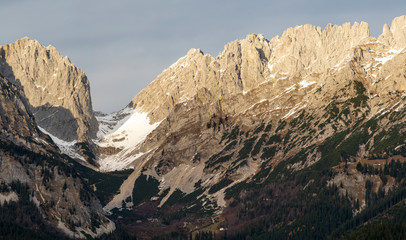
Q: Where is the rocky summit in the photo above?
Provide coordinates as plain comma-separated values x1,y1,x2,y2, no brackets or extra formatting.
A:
2,16,406,239
0,38,98,143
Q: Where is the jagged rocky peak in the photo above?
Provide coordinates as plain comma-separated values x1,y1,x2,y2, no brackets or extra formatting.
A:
378,15,406,48
0,37,98,142
129,47,214,122
129,33,273,123
267,21,371,76
127,20,375,125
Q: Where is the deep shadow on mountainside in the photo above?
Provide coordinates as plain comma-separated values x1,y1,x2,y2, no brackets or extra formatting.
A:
3,16,406,239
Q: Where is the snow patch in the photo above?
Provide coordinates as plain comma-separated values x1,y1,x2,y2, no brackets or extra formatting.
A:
179,95,191,103
375,48,404,64
246,99,268,111
375,55,395,64
282,103,307,119
38,126,84,161
96,107,161,172
169,56,186,69
267,62,274,71
394,102,405,112
97,109,159,149
298,80,316,89
35,84,46,91
96,107,133,139
180,60,190,68
100,151,144,172
284,85,296,93
332,56,350,71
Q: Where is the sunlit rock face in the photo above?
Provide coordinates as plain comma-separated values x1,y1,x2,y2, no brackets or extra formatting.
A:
99,16,406,214
0,38,98,142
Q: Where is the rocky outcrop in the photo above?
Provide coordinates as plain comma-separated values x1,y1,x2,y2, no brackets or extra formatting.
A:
0,38,98,142
0,73,40,145
378,15,406,48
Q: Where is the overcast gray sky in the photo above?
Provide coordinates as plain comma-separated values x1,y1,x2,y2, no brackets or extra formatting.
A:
1,0,405,112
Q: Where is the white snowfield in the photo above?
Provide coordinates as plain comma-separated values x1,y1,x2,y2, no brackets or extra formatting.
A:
375,48,404,64
37,126,85,161
37,107,160,172
299,79,316,89
95,107,160,172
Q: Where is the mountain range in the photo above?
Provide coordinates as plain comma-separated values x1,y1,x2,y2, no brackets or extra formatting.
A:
2,15,406,239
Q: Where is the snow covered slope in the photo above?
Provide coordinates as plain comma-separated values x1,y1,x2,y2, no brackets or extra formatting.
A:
95,107,160,171
38,126,85,161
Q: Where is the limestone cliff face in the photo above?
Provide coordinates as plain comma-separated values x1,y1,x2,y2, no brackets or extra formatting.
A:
0,38,98,142
378,15,406,48
130,21,373,123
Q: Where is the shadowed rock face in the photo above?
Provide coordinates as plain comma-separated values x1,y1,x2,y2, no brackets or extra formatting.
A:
31,104,79,142
0,73,41,145
0,74,113,238
0,38,98,142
